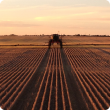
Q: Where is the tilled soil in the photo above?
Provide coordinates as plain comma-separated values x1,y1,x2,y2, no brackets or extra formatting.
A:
10,48,74,110
0,48,110,110
8,48,86,110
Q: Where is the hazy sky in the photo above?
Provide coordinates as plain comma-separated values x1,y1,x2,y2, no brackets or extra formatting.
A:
0,0,110,35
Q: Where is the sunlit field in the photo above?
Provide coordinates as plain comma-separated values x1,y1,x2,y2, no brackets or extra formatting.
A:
0,35,110,110
0,35,110,46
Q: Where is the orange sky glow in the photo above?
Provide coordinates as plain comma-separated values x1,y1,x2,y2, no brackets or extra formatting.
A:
0,0,110,35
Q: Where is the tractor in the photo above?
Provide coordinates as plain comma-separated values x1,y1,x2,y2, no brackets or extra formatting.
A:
48,34,62,49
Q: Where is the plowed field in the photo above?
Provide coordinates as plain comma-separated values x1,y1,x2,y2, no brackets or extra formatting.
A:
0,47,110,110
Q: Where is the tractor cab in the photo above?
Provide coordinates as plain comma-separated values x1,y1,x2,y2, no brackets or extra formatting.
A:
49,34,62,49
52,34,59,41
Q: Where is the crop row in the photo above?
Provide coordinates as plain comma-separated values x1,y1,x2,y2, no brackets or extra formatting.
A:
64,48,110,110
31,48,72,110
0,48,29,66
0,48,47,110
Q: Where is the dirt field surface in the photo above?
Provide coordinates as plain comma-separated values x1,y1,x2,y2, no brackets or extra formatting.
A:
0,47,110,110
0,35,110,46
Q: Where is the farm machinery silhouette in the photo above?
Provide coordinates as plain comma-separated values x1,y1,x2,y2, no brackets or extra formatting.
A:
48,34,62,49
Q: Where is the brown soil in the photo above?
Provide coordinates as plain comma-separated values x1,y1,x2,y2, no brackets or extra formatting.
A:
0,47,110,110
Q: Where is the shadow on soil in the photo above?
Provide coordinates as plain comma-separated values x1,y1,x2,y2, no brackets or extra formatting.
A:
61,49,93,110
10,49,49,110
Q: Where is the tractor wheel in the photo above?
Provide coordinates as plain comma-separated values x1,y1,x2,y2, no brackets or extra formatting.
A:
59,40,62,48
48,40,51,49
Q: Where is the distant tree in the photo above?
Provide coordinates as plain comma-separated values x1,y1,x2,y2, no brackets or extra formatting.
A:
9,34,17,36
76,34,80,36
